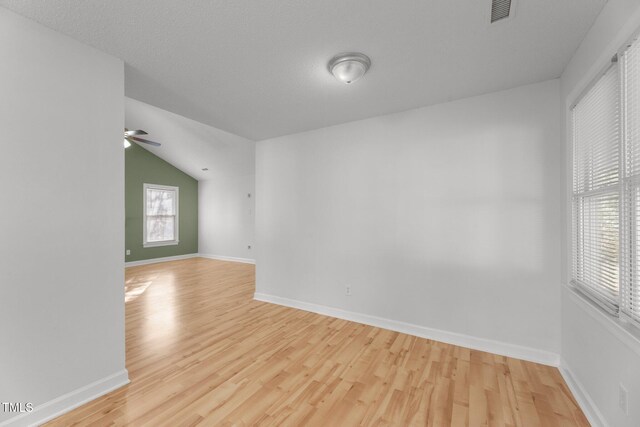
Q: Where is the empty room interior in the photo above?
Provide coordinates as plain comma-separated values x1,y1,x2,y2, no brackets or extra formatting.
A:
2,0,640,426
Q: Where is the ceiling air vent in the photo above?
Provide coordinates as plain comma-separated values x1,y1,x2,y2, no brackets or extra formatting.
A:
491,0,512,23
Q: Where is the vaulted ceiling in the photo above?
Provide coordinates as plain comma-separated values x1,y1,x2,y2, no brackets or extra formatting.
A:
125,97,254,182
1,0,605,140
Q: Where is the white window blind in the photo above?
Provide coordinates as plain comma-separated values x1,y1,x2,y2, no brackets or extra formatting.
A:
621,35,640,325
571,64,620,314
144,184,179,247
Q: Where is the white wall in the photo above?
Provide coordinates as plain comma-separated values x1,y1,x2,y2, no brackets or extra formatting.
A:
561,288,640,427
0,7,127,426
199,174,255,261
256,79,562,362
560,1,640,426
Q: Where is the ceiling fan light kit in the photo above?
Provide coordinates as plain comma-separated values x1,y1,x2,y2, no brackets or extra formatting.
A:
124,128,161,148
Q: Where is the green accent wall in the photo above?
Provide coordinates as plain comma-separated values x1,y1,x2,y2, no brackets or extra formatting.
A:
125,143,198,262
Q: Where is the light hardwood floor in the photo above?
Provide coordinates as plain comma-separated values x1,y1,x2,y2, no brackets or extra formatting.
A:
46,258,588,426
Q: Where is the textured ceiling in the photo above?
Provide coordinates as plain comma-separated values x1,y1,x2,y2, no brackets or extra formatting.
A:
1,0,605,140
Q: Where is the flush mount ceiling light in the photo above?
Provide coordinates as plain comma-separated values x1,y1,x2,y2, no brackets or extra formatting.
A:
328,52,371,84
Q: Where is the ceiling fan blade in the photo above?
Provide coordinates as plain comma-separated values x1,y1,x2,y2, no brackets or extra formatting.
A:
131,136,161,147
125,129,148,136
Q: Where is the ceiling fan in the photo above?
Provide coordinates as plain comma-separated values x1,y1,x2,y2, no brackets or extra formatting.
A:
124,129,161,148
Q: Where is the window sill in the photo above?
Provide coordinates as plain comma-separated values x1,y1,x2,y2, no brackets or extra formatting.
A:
563,283,640,357
143,241,179,248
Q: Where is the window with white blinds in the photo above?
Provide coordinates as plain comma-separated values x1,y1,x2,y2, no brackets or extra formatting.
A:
571,31,640,327
621,35,640,325
143,184,179,247
571,65,620,314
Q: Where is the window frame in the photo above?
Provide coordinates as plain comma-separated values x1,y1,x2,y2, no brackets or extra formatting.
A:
143,183,180,248
570,61,621,316
619,32,640,327
569,29,640,333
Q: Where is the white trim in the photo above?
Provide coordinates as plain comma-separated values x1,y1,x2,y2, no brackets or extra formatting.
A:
559,359,609,427
563,285,640,357
125,253,199,267
199,254,255,264
0,370,129,427
143,240,179,248
143,183,179,248
254,292,560,367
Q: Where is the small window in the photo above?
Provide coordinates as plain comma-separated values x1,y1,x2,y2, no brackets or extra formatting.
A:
143,184,179,247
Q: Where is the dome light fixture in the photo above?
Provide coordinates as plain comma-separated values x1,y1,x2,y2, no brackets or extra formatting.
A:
328,52,371,84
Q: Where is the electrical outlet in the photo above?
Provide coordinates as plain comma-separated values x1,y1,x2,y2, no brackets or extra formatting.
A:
126,249,131,256
619,383,628,415
345,285,352,296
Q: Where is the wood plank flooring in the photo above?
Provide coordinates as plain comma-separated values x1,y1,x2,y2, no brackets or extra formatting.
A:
46,258,588,426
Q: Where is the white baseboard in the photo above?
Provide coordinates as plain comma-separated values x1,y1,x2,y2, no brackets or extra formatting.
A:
125,253,199,267
254,293,560,367
199,254,255,264
559,359,608,427
0,369,129,427
125,253,255,267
